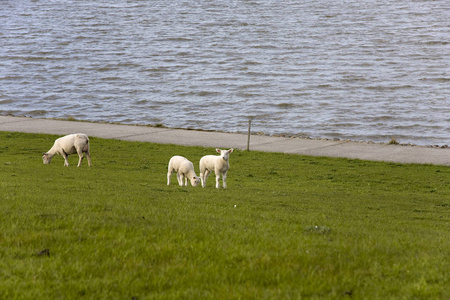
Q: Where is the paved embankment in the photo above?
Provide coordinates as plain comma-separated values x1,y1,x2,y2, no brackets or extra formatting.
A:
0,115,448,165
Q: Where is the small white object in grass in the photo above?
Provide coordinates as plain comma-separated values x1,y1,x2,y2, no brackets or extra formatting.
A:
234,205,237,208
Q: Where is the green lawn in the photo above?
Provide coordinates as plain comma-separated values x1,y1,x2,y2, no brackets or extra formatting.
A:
0,131,449,299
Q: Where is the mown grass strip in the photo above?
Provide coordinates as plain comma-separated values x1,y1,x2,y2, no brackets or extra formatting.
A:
0,132,449,299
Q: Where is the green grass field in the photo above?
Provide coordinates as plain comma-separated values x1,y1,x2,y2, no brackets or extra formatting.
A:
1,131,449,299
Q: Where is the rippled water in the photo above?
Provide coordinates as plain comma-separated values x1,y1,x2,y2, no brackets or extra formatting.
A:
1,0,449,145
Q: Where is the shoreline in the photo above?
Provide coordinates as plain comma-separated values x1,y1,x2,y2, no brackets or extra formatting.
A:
0,115,449,166
2,114,448,149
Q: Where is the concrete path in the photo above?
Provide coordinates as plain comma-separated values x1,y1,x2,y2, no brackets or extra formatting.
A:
1,115,449,165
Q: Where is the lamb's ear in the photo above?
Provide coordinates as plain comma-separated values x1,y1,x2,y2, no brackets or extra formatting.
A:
42,152,47,156
216,148,221,153
228,149,234,153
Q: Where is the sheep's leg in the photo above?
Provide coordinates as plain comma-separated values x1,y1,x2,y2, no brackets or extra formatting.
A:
202,170,210,187
62,152,69,167
167,170,172,185
85,151,92,167
215,172,221,189
200,173,204,187
77,153,84,167
222,171,227,189
177,173,183,186
184,177,188,186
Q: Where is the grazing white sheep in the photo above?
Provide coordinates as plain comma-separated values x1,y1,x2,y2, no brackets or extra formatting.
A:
199,148,234,188
167,156,200,187
42,133,92,167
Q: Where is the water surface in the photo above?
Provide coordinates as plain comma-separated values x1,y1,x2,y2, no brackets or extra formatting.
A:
1,0,449,145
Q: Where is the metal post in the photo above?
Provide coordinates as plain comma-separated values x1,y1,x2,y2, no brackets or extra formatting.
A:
247,119,251,151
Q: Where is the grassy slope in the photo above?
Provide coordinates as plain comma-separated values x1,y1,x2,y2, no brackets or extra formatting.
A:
0,132,449,299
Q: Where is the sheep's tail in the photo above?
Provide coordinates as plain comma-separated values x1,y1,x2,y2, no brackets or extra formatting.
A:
83,137,90,152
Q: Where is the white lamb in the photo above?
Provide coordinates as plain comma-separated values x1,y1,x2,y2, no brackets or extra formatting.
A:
42,133,92,167
199,148,234,188
167,156,200,187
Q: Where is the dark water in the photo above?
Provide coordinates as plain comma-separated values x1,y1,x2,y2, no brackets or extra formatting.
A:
1,0,449,145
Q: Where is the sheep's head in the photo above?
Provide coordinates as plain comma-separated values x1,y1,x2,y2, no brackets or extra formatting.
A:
216,148,234,160
191,176,201,187
42,153,52,164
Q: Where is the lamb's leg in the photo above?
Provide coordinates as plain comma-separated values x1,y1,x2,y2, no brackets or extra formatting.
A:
85,151,92,167
201,170,210,187
222,171,227,189
167,170,172,185
215,172,221,189
184,177,188,186
77,153,84,167
62,152,69,167
177,173,183,186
